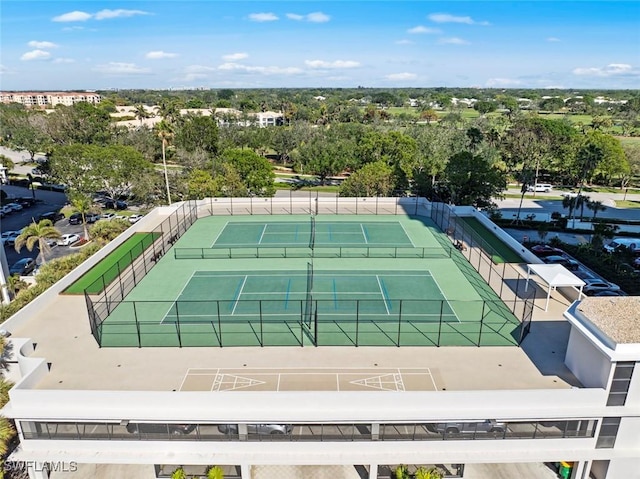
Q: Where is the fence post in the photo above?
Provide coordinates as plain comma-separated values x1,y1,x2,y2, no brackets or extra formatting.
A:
133,302,141,348
175,301,182,347
437,300,443,347
217,301,222,347
478,301,486,346
259,301,263,347
355,300,359,347
397,300,403,347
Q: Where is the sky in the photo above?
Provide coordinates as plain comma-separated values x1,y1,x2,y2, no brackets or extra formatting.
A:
1,1,639,91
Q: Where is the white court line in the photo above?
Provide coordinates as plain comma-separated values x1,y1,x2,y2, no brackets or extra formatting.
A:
396,368,406,392
360,224,369,244
257,224,268,244
231,275,248,315
428,274,461,324
193,272,432,278
159,270,197,325
210,221,230,248
277,373,281,392
398,221,416,247
376,275,390,315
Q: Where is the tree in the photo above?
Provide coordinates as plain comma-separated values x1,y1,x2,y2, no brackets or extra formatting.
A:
415,467,444,479
70,193,94,240
156,120,175,204
174,114,219,155
340,161,396,197
419,109,439,123
14,220,62,265
473,100,497,116
539,97,564,112
89,219,130,244
133,104,151,126
562,195,578,227
444,151,507,208
586,199,607,220
186,169,220,199
46,103,112,145
171,467,186,479
221,149,275,196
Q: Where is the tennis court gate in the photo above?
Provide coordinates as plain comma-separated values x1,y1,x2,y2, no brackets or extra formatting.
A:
430,201,534,345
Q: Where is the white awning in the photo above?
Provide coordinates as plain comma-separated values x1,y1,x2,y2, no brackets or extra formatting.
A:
525,264,586,311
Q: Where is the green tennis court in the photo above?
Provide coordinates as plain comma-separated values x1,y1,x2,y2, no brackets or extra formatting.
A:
156,270,457,325
213,220,414,248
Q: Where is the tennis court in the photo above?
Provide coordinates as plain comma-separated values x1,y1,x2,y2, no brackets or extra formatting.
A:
93,214,523,347
212,220,414,248
157,270,457,325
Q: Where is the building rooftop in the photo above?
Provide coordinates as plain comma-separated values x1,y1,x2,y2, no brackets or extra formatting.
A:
576,297,640,344
3,200,583,394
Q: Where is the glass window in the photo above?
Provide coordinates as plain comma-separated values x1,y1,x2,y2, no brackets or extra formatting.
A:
596,418,620,449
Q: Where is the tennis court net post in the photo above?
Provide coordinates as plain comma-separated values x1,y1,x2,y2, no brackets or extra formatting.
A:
304,261,314,329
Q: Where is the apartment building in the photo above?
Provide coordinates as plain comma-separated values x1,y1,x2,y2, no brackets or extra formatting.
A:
0,91,101,108
1,197,638,479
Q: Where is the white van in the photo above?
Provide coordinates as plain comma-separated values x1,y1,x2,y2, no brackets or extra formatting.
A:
527,183,553,193
604,238,640,253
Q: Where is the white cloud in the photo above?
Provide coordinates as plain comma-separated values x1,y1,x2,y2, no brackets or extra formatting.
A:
428,13,489,25
286,12,330,22
53,58,75,64
395,39,414,45
93,62,151,74
222,52,249,61
52,10,92,22
547,37,561,42
28,41,58,49
0,64,13,75
146,51,178,59
307,12,330,23
438,37,470,45
62,26,86,31
572,63,635,77
407,26,440,34
305,60,361,69
249,12,279,22
386,72,417,81
486,78,522,87
94,9,150,20
20,50,51,61
185,65,217,74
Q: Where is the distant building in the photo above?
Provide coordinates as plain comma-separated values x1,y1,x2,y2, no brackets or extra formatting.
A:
0,91,101,108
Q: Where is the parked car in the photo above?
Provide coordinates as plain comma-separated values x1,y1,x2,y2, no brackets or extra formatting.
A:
86,213,101,223
604,238,640,255
58,234,81,246
582,278,621,296
217,424,293,435
126,423,196,435
542,255,580,271
103,199,128,210
129,214,144,224
68,213,83,225
1,231,21,246
101,212,116,221
530,245,565,257
5,202,24,212
37,211,65,224
9,258,37,275
435,420,506,435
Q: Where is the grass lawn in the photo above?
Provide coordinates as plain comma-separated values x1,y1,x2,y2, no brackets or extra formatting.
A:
459,217,526,264
614,200,640,209
64,232,160,294
503,193,565,201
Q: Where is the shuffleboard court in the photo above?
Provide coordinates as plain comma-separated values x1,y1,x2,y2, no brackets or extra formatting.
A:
212,220,415,248
179,367,438,392
158,270,458,325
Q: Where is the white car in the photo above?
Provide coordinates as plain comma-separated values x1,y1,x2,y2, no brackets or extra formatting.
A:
582,278,621,296
1,231,21,246
128,214,144,224
58,234,81,246
101,212,116,221
5,203,23,212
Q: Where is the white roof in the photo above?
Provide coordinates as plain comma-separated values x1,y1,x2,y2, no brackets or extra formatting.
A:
527,264,585,288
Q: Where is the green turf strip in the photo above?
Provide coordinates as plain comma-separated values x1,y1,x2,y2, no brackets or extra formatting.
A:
64,232,160,295
458,217,525,264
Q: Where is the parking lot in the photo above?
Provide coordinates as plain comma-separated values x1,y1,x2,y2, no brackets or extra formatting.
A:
1,185,85,269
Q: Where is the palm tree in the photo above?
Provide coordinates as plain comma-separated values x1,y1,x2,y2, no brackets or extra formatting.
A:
70,193,93,240
562,195,578,226
576,194,590,220
156,120,174,205
133,103,150,127
207,466,225,479
14,219,62,265
587,199,607,220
